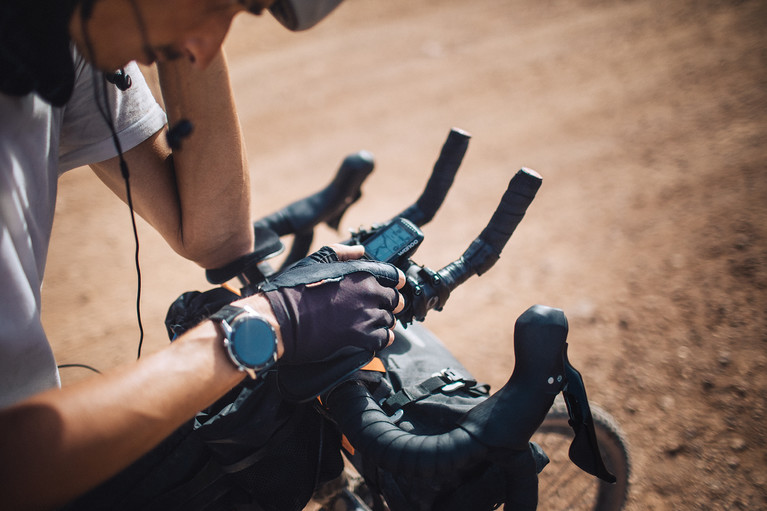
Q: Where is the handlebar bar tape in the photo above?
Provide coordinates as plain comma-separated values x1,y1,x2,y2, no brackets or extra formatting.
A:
205,225,285,285
325,305,567,481
437,168,542,291
326,380,487,479
503,446,543,511
478,167,542,257
398,128,470,227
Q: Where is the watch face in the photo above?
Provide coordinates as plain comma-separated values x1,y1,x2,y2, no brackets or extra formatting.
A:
230,316,276,368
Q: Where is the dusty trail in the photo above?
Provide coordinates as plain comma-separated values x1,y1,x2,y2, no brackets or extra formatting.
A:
44,1,767,508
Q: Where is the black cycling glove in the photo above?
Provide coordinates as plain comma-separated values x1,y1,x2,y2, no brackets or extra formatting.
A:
261,246,401,365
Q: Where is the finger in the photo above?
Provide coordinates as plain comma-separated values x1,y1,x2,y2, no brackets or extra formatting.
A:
395,268,406,289
386,327,395,347
379,286,403,313
329,243,364,261
393,290,405,314
371,309,397,350
361,262,403,289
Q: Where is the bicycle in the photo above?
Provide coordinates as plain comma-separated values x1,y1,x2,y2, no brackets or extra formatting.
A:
174,128,631,511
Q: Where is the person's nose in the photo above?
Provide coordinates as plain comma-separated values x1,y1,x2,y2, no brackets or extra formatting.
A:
182,16,235,69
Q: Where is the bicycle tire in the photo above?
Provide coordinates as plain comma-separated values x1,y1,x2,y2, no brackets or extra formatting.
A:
531,399,630,511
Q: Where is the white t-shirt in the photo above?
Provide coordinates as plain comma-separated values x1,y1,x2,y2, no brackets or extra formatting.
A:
0,48,167,408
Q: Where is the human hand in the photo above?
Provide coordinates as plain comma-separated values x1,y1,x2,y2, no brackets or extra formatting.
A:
260,244,405,365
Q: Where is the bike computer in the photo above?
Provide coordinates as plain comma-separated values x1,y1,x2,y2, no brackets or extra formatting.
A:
362,217,424,265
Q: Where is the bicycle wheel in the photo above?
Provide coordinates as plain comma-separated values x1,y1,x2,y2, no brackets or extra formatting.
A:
531,398,630,511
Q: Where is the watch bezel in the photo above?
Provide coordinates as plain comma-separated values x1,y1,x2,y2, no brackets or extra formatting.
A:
214,305,278,379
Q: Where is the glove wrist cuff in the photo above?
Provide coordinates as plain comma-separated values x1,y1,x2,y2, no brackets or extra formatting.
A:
263,289,296,357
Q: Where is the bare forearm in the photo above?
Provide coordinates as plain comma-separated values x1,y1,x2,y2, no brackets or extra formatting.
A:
90,51,253,269
0,321,242,510
157,50,253,268
0,292,280,510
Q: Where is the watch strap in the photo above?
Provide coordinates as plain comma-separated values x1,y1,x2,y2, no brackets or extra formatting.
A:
210,304,251,324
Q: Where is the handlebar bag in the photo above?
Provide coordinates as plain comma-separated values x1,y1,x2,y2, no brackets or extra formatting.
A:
67,288,347,511
68,288,346,511
340,323,547,511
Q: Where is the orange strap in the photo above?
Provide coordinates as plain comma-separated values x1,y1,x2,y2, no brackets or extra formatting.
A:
220,282,241,296
341,435,355,455
360,357,386,373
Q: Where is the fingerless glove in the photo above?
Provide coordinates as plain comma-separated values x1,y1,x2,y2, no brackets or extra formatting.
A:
261,246,400,365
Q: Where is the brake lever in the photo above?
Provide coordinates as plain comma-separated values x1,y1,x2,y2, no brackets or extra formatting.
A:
246,151,375,270
560,345,617,483
254,151,374,237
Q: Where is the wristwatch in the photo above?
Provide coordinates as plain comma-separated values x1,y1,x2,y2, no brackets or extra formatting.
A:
210,304,279,379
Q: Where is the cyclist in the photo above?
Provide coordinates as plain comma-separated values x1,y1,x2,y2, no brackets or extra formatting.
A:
0,0,403,509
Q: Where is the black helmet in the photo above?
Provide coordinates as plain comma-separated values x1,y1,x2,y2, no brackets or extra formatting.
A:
269,0,344,31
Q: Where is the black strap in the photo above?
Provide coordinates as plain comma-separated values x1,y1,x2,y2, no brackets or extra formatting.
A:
381,368,487,415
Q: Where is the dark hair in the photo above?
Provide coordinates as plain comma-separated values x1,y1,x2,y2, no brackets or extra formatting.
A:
0,0,79,105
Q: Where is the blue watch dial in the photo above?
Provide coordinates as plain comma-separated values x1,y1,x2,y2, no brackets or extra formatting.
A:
230,317,276,367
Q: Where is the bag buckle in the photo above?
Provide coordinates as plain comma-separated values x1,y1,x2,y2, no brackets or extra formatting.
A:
438,368,474,392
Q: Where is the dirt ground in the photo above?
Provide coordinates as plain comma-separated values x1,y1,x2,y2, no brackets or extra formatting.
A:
42,0,767,509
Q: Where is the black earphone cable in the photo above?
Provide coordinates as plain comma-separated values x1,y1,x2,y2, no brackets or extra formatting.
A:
60,0,195,373
57,363,102,375
95,75,146,360
81,10,146,360
58,69,146,372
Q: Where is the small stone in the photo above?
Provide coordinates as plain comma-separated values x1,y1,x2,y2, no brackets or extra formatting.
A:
663,440,686,457
730,436,747,452
659,395,675,411
624,398,640,414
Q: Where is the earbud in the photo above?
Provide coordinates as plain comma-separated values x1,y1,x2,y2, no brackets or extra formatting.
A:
104,66,193,150
104,69,132,91
166,119,194,150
